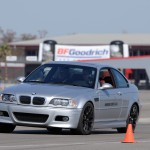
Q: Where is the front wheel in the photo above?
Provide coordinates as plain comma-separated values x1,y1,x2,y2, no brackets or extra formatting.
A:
74,102,94,135
0,123,16,133
117,104,139,133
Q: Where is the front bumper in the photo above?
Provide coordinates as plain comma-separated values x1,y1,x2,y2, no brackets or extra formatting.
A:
0,103,82,129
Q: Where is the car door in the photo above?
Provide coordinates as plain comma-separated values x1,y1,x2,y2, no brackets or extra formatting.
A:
98,68,123,122
111,68,130,121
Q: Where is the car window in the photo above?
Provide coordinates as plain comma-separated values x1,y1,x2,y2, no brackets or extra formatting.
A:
24,64,97,89
99,68,115,87
111,69,128,88
24,66,52,82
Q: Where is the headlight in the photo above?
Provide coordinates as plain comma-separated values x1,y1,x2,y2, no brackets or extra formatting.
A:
1,94,17,103
50,98,77,108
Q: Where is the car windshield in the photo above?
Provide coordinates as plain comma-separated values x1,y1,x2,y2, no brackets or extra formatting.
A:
24,64,97,89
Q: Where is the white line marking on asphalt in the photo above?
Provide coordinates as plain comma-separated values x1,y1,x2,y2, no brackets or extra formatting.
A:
141,102,150,105
0,143,85,148
138,118,150,124
1,140,150,148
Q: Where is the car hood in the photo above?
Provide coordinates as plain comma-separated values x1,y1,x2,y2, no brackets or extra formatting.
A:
3,83,93,99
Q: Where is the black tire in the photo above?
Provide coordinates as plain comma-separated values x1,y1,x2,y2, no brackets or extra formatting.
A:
74,102,94,135
0,123,16,133
117,104,139,133
47,127,62,134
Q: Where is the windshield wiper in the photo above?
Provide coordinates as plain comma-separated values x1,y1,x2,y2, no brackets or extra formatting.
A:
48,82,68,85
25,80,45,83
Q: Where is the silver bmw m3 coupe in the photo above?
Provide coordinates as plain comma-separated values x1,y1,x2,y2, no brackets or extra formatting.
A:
0,61,141,135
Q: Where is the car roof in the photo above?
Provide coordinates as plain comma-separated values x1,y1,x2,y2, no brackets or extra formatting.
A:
46,61,111,69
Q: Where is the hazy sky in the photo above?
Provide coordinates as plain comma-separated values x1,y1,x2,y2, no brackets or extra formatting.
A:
0,0,150,36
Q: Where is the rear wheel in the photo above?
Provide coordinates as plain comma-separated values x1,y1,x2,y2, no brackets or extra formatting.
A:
117,104,139,133
73,102,94,135
0,123,16,133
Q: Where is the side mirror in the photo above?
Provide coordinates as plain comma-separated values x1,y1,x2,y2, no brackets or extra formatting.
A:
99,83,113,90
17,76,25,82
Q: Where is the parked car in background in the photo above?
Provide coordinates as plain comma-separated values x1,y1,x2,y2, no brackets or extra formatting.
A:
0,61,141,135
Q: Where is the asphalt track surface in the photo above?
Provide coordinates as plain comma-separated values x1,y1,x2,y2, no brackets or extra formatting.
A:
0,90,149,150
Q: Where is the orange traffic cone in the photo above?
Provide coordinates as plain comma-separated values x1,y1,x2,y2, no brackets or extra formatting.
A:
122,123,136,143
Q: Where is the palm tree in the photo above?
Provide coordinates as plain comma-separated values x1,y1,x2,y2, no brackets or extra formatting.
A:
0,44,11,81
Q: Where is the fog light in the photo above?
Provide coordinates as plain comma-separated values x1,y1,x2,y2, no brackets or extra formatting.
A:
62,116,69,122
55,116,69,121
0,111,9,117
0,111,3,116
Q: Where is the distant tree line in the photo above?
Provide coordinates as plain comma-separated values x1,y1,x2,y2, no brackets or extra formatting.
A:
0,27,48,44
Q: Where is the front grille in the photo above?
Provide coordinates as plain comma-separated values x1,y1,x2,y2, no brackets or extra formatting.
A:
20,96,31,104
13,112,48,123
33,97,45,105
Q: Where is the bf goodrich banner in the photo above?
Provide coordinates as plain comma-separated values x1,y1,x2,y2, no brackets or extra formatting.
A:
55,45,110,61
